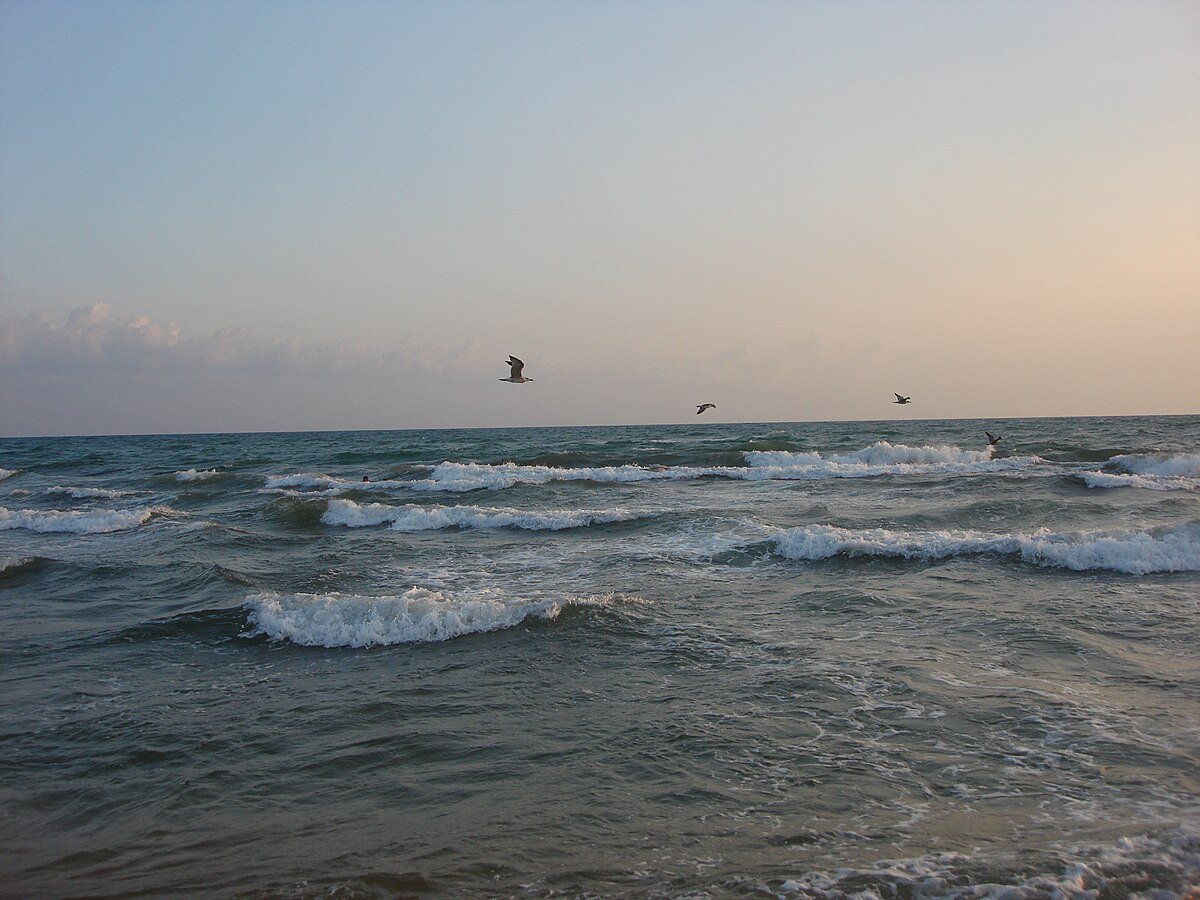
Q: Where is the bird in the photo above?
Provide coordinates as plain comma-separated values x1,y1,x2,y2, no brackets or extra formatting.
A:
696,403,716,415
985,431,1002,446
499,356,533,383
893,393,911,405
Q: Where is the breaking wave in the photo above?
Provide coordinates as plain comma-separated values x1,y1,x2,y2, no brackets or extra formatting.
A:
0,505,169,534
263,473,423,494
770,522,1200,575
410,443,1040,492
174,468,223,482
320,498,648,531
242,588,626,647
45,485,140,500
1079,452,1200,492
0,555,49,579
0,468,15,481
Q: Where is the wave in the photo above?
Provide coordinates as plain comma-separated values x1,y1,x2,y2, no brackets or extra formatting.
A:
0,505,169,534
777,822,1200,899
0,555,50,579
770,522,1200,575
320,498,648,531
1113,452,1200,478
1078,452,1200,493
413,445,1041,492
174,468,223,482
263,473,424,494
45,485,140,500
242,588,625,647
0,468,15,481
1078,471,1199,492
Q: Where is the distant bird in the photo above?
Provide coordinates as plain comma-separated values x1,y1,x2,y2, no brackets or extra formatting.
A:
696,403,716,415
893,393,911,405
499,355,533,383
985,431,1002,446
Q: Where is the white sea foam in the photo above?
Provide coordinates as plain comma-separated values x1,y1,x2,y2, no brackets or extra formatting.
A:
0,468,15,481
0,505,166,534
1080,452,1200,492
175,468,222,481
412,461,699,492
45,485,139,500
263,473,415,493
1112,452,1200,477
771,522,1200,574
242,588,622,647
321,498,647,531
778,822,1200,898
1078,471,1198,492
409,444,1040,493
743,442,1039,479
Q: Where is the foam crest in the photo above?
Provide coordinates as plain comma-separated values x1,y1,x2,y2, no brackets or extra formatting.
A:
1079,452,1200,493
175,468,222,481
0,505,165,534
413,448,1039,493
771,522,1200,574
1079,471,1198,492
1112,452,1200,477
321,498,646,531
743,442,1040,479
243,588,620,647
263,473,413,493
0,468,15,481
45,485,139,499
415,461,697,492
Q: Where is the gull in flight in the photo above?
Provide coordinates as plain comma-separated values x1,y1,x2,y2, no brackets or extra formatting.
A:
499,356,533,383
696,403,716,415
985,431,1002,446
893,393,912,405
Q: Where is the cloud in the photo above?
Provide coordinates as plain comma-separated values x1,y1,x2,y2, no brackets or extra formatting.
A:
0,304,479,378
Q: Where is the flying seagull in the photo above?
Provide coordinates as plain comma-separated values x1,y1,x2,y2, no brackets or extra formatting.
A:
696,403,716,415
893,393,911,404
499,356,533,383
985,431,1002,446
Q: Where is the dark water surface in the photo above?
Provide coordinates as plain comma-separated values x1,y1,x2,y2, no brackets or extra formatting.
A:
1,416,1198,897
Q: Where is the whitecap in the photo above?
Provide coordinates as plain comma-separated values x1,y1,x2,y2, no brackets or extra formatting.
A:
1112,451,1200,478
771,522,1200,575
1078,471,1198,492
1079,452,1200,492
744,442,1040,480
263,473,413,493
175,468,222,482
242,588,624,648
320,498,648,531
45,485,139,500
412,461,699,492
0,505,167,534
409,443,1043,493
0,468,16,481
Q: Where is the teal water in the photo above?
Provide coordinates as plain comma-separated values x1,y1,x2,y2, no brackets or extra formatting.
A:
1,416,1198,897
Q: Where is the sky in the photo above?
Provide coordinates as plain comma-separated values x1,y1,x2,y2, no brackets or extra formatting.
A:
1,0,1197,437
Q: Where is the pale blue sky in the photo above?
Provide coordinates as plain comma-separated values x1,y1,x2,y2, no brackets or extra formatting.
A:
2,0,1197,435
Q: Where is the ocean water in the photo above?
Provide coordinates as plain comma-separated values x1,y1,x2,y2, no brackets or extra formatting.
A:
1,415,1198,898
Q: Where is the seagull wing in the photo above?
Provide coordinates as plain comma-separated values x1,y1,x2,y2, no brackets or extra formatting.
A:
507,356,524,377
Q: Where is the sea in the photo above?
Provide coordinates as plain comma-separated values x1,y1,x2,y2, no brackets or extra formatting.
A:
1,415,1198,898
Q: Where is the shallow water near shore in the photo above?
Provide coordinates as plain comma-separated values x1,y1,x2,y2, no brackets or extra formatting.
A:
2,415,1198,897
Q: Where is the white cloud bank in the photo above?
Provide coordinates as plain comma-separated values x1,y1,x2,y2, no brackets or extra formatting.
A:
0,304,480,378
